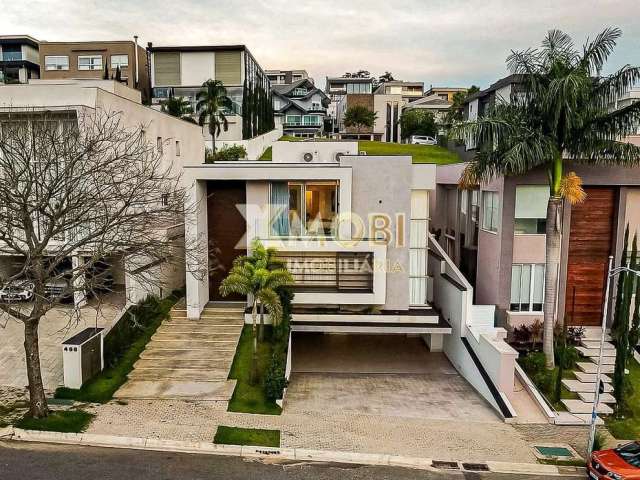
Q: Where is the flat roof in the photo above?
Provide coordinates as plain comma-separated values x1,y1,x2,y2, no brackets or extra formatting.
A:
148,44,246,53
0,35,39,49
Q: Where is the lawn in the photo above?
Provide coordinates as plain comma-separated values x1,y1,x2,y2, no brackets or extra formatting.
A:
358,140,462,164
214,426,280,447
606,358,640,440
259,146,272,160
227,325,282,415
55,294,178,403
15,410,94,433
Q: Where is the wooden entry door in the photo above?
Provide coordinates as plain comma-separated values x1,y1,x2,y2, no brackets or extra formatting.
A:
207,181,247,301
565,187,617,326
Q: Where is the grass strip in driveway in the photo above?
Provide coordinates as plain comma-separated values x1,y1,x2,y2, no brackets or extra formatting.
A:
15,410,94,433
54,294,179,403
227,325,282,415
214,426,280,447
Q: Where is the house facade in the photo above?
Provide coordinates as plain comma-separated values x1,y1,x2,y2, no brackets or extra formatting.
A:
147,43,273,146
181,139,525,421
38,39,150,102
272,78,329,138
266,69,310,85
0,79,203,306
325,76,374,133
0,35,40,84
373,80,424,101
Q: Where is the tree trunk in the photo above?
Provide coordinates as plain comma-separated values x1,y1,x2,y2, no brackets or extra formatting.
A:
250,299,258,385
258,302,265,343
543,195,563,369
210,122,217,154
23,319,48,418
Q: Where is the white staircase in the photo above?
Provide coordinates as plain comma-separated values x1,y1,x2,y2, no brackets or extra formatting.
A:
559,327,617,424
114,303,245,403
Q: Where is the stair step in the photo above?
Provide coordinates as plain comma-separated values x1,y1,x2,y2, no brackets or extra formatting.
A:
140,348,236,360
157,324,243,333
580,340,615,350
578,392,617,404
134,358,231,371
562,379,613,393
574,372,612,383
115,379,237,401
142,339,239,350
129,369,229,382
577,347,616,358
166,317,244,325
577,362,614,374
154,330,241,340
561,399,613,415
596,356,617,365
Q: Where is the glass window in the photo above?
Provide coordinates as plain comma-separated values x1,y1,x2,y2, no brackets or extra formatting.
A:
515,185,549,234
110,54,129,69
270,182,337,237
175,140,181,156
302,115,320,126
44,56,69,71
482,191,499,232
511,264,545,312
292,88,307,96
1,45,22,62
285,115,301,125
156,137,163,154
78,55,102,71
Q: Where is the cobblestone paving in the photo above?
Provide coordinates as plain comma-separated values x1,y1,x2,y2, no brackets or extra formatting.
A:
513,423,617,459
0,386,30,425
87,399,539,463
0,297,124,390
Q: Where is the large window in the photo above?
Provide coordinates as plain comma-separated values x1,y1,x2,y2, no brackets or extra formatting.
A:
270,181,338,237
110,54,129,69
78,55,102,71
346,82,371,94
482,191,499,232
285,115,301,125
514,185,549,234
44,56,69,71
302,115,321,126
511,264,545,312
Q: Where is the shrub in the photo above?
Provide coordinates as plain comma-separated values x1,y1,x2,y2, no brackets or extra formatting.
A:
519,351,546,377
205,145,247,163
265,351,287,401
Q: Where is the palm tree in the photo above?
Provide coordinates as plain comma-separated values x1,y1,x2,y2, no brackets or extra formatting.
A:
219,239,293,384
196,79,233,153
456,27,640,368
161,94,196,123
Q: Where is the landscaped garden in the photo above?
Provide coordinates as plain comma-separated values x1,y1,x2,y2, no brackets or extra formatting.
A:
357,140,461,164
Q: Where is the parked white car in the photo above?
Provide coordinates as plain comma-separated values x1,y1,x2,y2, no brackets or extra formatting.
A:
0,280,34,302
410,135,437,145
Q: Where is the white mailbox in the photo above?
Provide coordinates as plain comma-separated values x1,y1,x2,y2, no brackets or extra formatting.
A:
62,328,104,389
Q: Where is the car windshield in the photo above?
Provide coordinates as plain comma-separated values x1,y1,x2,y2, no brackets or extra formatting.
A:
615,442,640,468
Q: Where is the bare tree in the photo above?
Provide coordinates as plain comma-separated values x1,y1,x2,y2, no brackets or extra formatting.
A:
0,109,199,418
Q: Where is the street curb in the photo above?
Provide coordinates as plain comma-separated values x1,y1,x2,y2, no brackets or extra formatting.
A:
3,427,586,477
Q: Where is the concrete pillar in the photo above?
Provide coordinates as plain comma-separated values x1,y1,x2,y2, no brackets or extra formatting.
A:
423,333,444,352
72,255,87,308
185,179,209,319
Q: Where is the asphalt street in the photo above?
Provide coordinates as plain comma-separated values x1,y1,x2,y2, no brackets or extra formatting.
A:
0,441,585,480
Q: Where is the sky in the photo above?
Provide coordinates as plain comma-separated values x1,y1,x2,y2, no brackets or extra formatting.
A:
2,0,639,90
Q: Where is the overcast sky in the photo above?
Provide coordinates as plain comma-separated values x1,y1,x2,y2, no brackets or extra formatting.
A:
2,0,639,89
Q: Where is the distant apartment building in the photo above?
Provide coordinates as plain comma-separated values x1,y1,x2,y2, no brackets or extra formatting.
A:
425,86,468,102
0,35,40,84
266,69,310,85
148,44,273,144
272,78,329,138
374,80,423,101
39,39,150,102
325,76,374,133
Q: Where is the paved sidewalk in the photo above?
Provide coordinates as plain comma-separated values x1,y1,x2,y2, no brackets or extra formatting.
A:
87,399,538,463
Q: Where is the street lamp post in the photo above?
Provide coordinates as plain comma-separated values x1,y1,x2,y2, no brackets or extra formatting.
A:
588,255,640,456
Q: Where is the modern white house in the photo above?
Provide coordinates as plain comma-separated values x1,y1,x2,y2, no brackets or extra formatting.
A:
182,139,532,421
0,79,203,306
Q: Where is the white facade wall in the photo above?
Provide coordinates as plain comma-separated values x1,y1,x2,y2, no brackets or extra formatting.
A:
271,140,358,163
180,52,215,86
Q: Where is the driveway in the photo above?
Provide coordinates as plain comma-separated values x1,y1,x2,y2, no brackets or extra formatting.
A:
286,333,500,422
0,294,125,391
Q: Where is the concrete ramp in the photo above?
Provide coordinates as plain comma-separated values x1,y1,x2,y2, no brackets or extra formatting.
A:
115,304,244,403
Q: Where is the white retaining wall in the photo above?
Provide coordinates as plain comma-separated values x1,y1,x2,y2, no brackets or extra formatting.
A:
215,126,283,160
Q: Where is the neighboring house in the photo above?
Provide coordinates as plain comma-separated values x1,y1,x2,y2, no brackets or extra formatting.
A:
336,92,405,142
374,80,423,101
147,43,273,146
425,86,468,102
433,75,640,331
182,139,525,421
0,79,203,306
0,35,40,84
38,39,150,103
272,78,330,138
325,76,374,133
266,69,310,85
404,94,452,124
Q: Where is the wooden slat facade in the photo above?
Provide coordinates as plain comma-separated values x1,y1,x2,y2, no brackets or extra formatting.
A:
565,187,617,326
207,181,247,301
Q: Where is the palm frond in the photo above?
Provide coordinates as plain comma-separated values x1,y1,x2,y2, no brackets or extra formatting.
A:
594,65,640,107
571,138,640,167
559,172,586,205
257,288,282,323
580,27,622,74
541,29,577,67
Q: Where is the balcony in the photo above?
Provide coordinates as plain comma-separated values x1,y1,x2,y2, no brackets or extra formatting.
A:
1,52,23,62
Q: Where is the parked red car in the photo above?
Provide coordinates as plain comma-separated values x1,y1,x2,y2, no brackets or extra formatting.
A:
589,442,640,479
